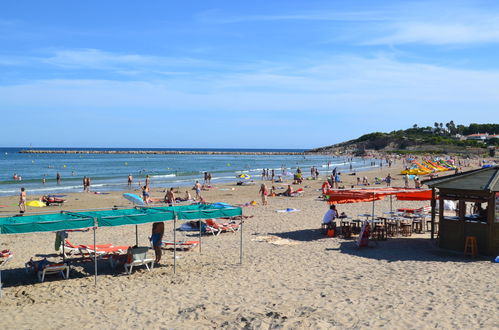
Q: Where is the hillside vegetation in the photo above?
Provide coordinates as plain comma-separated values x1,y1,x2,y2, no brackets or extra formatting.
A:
309,122,498,155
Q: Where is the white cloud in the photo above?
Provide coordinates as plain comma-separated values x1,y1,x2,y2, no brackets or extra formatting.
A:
367,21,499,45
1,55,498,116
199,2,499,46
42,49,213,71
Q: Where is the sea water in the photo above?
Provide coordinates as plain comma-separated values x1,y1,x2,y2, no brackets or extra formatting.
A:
0,147,376,197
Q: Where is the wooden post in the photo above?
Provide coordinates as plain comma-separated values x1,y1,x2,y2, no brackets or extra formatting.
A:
431,188,436,240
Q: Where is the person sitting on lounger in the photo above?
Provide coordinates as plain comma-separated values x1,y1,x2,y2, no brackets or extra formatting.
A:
26,258,50,273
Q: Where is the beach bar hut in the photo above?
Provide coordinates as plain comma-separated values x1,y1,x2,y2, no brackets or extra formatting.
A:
422,166,499,255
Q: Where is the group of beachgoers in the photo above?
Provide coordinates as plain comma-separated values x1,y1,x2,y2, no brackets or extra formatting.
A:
82,176,91,192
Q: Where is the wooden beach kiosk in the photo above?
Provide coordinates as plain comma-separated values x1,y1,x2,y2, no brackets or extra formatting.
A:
423,166,499,255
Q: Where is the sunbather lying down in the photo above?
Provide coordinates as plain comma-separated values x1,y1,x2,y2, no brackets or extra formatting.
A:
278,186,304,197
25,258,67,273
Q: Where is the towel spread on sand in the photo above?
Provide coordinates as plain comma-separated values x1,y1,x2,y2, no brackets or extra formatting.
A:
251,235,300,246
276,208,300,213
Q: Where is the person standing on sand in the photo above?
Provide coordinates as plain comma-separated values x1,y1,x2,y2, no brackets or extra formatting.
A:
142,185,150,204
85,176,91,192
194,180,202,200
145,174,151,187
19,187,27,213
83,176,87,192
150,222,164,264
127,174,133,189
385,174,392,187
259,183,268,205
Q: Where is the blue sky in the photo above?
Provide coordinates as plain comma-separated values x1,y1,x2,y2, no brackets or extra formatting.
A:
0,0,498,149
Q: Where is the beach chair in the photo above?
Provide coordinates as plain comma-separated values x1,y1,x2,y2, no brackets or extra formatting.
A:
124,247,154,274
37,263,69,282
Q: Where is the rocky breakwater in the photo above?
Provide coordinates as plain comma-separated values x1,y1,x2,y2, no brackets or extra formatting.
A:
19,149,306,155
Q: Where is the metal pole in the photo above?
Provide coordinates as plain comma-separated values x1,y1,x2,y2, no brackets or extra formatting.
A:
173,216,177,274
197,218,202,259
390,195,393,213
239,219,243,265
135,225,138,246
61,232,66,263
93,224,97,286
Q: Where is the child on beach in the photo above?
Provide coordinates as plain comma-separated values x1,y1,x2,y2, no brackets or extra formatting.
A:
259,184,268,205
142,185,150,204
19,187,26,214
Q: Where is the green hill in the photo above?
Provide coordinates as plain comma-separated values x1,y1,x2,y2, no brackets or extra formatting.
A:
309,122,498,155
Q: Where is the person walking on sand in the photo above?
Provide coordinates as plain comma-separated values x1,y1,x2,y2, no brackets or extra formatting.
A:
19,187,26,214
194,180,202,200
150,222,164,264
404,173,409,188
259,183,268,205
127,174,133,189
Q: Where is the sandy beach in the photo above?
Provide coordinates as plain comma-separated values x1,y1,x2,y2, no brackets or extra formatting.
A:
0,161,497,329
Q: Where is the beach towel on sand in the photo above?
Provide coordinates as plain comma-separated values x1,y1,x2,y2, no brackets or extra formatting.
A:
276,208,300,213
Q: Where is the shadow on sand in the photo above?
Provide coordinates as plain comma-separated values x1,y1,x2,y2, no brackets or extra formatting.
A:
269,228,491,263
270,229,327,242
335,237,490,263
0,256,130,288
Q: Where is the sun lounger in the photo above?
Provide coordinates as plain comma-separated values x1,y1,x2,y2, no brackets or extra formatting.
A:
205,219,241,233
161,240,200,251
25,259,69,282
63,240,114,258
124,247,154,274
37,263,69,282
0,251,13,295
79,245,128,260
179,221,220,236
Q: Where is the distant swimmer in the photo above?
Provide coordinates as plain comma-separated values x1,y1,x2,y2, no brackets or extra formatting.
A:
56,172,61,185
